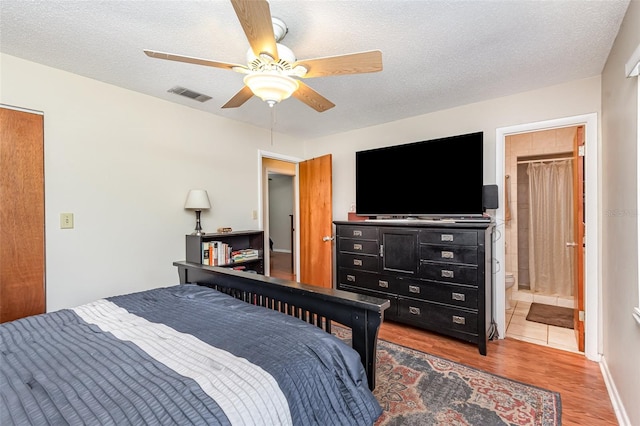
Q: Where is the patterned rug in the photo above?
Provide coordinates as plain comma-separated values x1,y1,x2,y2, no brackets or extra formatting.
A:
332,327,562,426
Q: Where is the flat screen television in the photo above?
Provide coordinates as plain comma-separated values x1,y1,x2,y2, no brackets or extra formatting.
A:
355,131,484,218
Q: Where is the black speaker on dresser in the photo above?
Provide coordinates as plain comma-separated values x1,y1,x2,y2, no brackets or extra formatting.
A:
482,184,499,210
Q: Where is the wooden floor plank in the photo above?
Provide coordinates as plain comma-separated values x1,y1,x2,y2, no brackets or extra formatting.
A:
378,321,618,426
270,251,295,280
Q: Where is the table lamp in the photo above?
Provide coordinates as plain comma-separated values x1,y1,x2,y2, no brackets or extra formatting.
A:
184,189,211,236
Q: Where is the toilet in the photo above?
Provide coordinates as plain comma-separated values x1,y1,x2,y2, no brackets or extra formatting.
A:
505,273,515,309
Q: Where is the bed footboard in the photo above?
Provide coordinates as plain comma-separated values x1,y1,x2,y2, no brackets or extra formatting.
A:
173,261,390,390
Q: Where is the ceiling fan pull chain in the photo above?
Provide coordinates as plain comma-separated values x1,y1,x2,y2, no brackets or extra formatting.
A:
270,106,275,146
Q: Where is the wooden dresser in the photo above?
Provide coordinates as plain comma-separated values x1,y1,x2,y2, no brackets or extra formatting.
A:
334,220,495,354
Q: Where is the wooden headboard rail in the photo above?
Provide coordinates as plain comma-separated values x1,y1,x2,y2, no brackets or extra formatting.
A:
173,261,390,390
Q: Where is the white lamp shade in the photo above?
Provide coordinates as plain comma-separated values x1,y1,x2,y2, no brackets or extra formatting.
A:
244,72,299,105
184,189,211,210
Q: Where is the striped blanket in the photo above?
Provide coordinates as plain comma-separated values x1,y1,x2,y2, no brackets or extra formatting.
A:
1,284,382,425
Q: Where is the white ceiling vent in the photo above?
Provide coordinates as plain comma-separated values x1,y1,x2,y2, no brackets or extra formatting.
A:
167,86,212,103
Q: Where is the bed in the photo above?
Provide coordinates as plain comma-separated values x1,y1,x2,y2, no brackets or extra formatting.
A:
1,261,390,425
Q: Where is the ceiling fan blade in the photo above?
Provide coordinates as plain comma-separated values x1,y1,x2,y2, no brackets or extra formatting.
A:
144,49,246,71
221,86,254,109
292,81,335,112
230,0,278,60
294,50,383,78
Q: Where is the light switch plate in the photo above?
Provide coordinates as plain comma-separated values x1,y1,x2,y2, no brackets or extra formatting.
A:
60,213,74,229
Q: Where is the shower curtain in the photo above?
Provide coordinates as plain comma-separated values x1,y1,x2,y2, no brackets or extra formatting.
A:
527,159,575,296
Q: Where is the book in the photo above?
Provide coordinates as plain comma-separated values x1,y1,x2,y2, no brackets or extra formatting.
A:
201,242,210,265
216,242,230,265
231,248,260,262
209,241,220,265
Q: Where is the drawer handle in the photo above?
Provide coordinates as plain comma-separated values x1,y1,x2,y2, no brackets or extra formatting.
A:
346,274,356,282
409,307,421,315
378,280,389,288
452,315,466,325
441,269,454,278
441,234,454,242
353,243,362,251
353,230,362,237
408,285,420,294
353,259,363,266
451,292,465,301
441,250,454,259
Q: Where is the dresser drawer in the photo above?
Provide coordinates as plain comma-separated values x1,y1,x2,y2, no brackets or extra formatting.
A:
419,261,478,285
338,238,379,255
395,279,478,310
338,284,398,319
397,299,478,335
420,244,478,265
338,253,379,272
338,225,378,240
338,269,399,293
419,229,478,246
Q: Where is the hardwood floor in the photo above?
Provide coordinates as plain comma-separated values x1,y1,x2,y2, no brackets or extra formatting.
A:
378,321,618,426
269,251,295,280
270,250,616,424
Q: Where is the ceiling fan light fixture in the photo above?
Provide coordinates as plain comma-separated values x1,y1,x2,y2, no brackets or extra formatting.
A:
244,72,299,107
246,43,296,69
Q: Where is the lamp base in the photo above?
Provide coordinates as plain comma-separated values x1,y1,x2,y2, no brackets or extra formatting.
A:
192,210,204,236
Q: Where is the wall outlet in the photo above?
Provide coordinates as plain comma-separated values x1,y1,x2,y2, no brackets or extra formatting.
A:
252,210,258,220
60,213,74,229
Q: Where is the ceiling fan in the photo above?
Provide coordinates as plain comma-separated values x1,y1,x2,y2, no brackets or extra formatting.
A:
144,0,382,112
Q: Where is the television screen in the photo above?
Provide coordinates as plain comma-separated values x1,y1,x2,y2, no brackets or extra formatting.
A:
355,132,484,217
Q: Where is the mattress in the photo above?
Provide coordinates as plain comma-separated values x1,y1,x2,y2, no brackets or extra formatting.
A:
0,284,382,425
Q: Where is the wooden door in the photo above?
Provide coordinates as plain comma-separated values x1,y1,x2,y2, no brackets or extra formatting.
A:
299,154,333,288
572,126,585,352
0,107,45,323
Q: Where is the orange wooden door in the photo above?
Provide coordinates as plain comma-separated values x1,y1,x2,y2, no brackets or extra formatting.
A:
572,126,585,352
299,154,333,288
0,107,45,323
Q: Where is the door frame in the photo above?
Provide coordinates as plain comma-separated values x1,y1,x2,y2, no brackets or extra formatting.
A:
495,113,600,361
258,150,303,279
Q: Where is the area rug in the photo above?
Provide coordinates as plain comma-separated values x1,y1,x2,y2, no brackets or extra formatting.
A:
332,326,562,426
526,302,574,329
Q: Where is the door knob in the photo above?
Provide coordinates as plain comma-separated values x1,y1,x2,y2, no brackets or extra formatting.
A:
322,236,335,242
566,242,578,247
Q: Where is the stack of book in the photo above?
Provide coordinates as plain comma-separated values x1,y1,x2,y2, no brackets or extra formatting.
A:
231,248,260,263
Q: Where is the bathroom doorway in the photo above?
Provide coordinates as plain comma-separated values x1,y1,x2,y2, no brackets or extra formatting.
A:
503,126,585,353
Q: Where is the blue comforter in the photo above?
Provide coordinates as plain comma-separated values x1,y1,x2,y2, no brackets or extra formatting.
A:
0,284,382,425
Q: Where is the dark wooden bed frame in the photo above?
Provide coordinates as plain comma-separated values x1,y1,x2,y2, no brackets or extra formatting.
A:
174,261,390,390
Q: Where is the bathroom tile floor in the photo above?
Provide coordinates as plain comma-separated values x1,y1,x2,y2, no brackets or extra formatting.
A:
505,300,581,353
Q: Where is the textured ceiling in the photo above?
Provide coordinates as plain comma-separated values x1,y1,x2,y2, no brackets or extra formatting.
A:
0,0,630,140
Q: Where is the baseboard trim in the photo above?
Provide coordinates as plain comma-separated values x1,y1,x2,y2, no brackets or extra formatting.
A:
600,356,631,426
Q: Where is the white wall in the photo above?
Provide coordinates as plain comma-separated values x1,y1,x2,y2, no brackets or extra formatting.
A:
303,76,602,222
601,0,640,424
0,53,304,312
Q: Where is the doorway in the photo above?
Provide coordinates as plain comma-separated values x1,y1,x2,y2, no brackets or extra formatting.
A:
260,154,298,278
503,127,582,353
259,151,334,288
495,113,599,361
268,173,295,280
